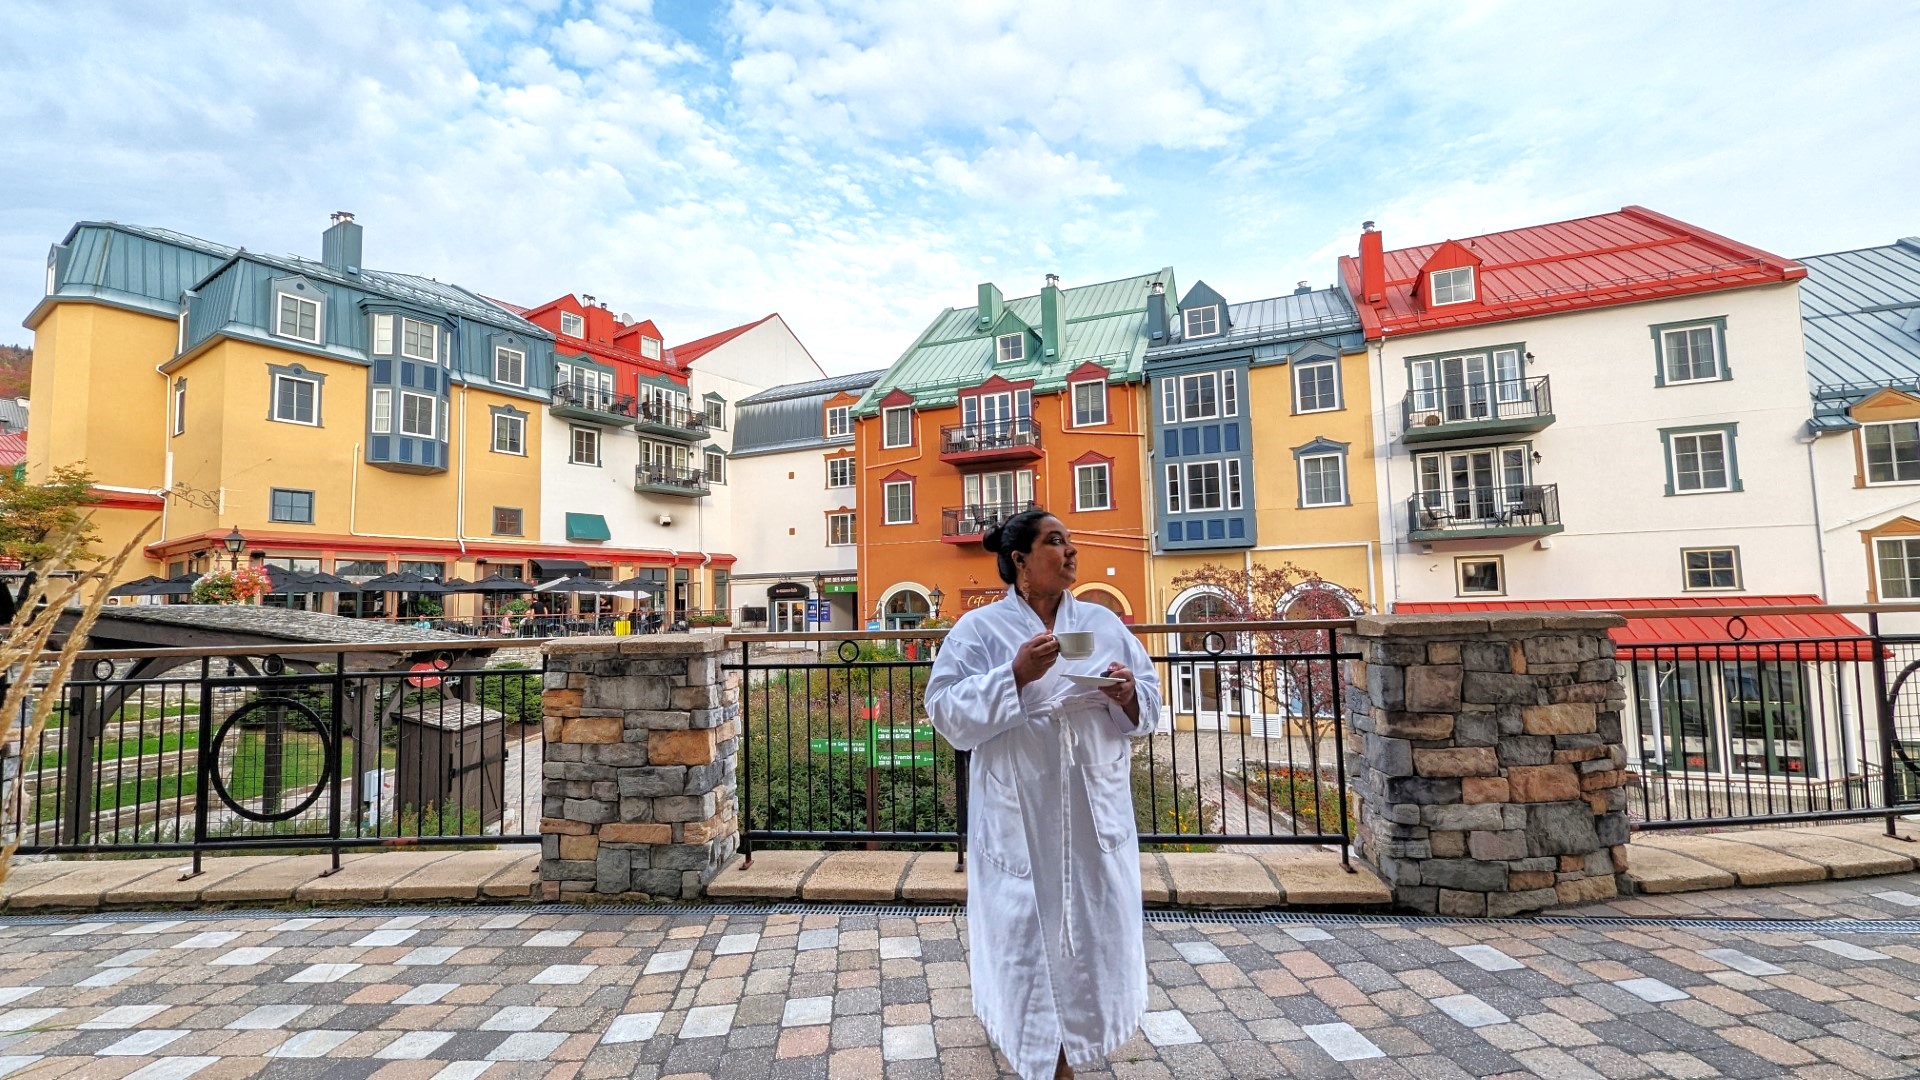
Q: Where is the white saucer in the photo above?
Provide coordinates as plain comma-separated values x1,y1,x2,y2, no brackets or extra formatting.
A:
1064,673,1122,688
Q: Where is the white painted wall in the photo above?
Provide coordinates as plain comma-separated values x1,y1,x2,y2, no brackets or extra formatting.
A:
727,446,860,628
539,412,674,555
683,316,831,617
1369,283,1823,605
1809,429,1920,633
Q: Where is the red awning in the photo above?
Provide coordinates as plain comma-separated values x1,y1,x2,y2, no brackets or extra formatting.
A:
1394,595,1875,662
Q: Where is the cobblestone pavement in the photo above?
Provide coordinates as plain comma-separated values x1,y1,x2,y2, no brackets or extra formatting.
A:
7,877,1920,1078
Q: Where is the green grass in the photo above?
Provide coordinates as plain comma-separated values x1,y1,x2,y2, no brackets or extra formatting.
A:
26,737,397,825
30,728,200,773
1242,764,1352,837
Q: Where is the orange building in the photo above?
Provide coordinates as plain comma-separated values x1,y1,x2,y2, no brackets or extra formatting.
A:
853,272,1173,627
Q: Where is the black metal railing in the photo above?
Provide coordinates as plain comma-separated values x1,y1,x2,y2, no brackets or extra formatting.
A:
1404,375,1552,430
723,623,1357,867
634,400,709,436
635,465,708,493
6,641,545,868
940,501,1038,540
938,417,1041,456
552,380,637,419
1408,483,1561,534
1621,614,1920,830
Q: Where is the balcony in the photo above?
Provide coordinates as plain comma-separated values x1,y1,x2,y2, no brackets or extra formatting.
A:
551,380,638,426
1407,484,1563,542
938,418,1043,466
633,401,709,442
1403,376,1555,443
941,501,1037,544
634,465,710,498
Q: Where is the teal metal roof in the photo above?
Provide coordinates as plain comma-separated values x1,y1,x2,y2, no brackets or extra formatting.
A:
853,268,1176,415
1801,238,1920,431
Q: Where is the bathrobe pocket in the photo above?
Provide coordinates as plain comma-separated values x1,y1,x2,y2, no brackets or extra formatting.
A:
971,768,1032,879
1080,756,1138,853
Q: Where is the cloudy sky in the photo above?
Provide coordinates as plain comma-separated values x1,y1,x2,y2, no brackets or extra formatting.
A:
3,0,1915,373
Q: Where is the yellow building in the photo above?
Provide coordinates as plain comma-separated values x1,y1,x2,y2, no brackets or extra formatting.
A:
1142,280,1382,728
25,216,726,610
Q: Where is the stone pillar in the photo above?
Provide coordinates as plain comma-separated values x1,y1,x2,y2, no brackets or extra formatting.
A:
1344,613,1631,916
539,635,740,901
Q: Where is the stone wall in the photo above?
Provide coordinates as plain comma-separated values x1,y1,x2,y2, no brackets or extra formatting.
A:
538,636,740,901
1344,613,1631,916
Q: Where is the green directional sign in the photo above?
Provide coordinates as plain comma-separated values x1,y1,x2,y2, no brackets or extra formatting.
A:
808,722,937,767
808,737,873,755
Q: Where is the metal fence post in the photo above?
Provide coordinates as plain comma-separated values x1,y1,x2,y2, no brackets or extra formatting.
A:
1871,612,1902,838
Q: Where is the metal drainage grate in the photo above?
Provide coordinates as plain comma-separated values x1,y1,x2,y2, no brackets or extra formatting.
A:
2,903,1919,937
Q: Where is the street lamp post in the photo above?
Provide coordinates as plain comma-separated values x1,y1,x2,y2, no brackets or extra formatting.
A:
929,584,944,622
222,526,247,571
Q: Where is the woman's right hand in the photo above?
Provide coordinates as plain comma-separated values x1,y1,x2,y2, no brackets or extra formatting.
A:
1012,631,1059,690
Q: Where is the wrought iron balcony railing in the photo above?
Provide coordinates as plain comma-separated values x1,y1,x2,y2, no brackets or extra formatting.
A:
1407,483,1562,539
940,500,1038,541
1403,376,1554,441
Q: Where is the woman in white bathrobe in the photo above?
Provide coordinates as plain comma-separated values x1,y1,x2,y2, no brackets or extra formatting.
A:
925,510,1162,1080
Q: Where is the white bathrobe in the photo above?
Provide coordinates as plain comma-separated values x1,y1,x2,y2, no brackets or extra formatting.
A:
925,588,1162,1080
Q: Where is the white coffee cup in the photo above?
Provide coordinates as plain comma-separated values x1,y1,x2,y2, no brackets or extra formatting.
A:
1055,631,1094,660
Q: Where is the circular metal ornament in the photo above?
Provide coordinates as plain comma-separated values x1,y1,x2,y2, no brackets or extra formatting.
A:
1725,616,1749,641
1202,631,1228,657
205,695,333,823
262,654,287,676
91,658,117,682
838,640,861,664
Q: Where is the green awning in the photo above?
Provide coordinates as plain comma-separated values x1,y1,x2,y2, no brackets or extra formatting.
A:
565,513,611,542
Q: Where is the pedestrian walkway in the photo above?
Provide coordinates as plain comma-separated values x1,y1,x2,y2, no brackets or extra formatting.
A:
3,874,1920,1078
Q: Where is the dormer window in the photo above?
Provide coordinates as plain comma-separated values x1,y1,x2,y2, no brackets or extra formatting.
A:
996,333,1025,363
276,292,320,344
1183,305,1220,338
641,337,661,360
1430,267,1476,306
561,311,585,337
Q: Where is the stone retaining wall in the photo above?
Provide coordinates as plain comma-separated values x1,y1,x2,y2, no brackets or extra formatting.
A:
538,636,740,901
1343,613,1632,916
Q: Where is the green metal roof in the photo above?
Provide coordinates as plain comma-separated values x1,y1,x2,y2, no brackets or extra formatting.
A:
853,268,1176,415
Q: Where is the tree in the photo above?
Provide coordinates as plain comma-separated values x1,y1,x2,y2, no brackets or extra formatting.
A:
1166,560,1363,787
0,464,100,568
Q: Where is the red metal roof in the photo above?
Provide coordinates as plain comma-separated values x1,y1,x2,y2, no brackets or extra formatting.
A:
1339,206,1805,340
0,432,25,467
669,314,778,367
1395,595,1872,661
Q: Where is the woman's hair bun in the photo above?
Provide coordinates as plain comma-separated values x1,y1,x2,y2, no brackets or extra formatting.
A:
981,523,1004,553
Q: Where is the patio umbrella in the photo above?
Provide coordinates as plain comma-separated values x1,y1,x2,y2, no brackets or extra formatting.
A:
146,573,201,597
446,573,534,594
535,576,607,594
359,571,448,594
599,579,658,599
107,575,166,597
265,567,361,594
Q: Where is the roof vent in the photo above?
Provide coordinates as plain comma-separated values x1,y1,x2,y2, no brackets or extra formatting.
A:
1294,280,1313,295
1150,281,1165,296
582,294,596,306
330,211,355,224
1362,220,1377,232
1045,273,1061,289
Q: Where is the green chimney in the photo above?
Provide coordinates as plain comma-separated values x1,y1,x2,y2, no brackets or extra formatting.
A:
1040,274,1063,359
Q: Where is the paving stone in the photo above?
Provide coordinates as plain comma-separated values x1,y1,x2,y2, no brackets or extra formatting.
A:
1634,835,1826,886
798,852,913,902
706,851,825,900
1624,845,1736,894
897,854,966,903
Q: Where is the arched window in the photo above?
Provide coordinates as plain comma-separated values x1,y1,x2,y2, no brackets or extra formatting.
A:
1076,586,1126,620
1173,591,1235,653
885,590,929,630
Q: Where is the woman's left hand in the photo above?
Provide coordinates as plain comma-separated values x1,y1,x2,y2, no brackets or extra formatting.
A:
1101,661,1140,722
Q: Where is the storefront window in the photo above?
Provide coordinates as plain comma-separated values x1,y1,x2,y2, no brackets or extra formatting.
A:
1722,660,1813,776
1632,659,1719,772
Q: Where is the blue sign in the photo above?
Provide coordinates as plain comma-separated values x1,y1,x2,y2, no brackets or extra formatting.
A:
866,619,882,632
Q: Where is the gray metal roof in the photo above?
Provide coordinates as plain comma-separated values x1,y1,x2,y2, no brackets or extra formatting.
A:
35,221,545,339
732,370,883,457
736,369,885,406
0,398,27,433
1800,238,1920,429
1147,285,1360,362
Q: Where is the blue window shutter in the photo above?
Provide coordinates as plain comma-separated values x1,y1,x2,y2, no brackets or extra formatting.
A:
1203,426,1221,454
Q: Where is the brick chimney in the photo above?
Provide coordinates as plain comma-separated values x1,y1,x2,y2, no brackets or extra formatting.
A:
1359,220,1385,305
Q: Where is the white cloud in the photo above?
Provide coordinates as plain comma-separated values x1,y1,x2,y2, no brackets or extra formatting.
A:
0,0,1915,376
